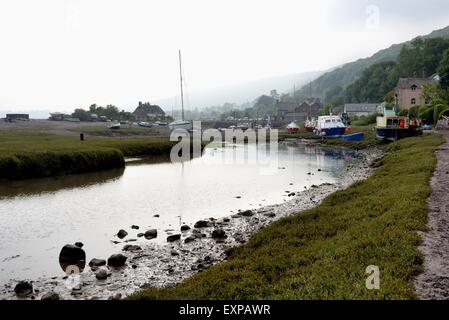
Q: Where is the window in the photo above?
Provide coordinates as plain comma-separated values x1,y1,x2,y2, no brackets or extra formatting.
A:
411,85,417,91
411,98,416,105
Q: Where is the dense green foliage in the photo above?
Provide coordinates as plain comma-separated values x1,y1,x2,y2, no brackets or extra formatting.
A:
438,48,449,89
130,134,442,300
0,132,176,180
344,37,449,104
71,104,133,121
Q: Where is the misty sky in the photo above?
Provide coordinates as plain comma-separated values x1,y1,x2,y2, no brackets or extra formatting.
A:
1,0,449,112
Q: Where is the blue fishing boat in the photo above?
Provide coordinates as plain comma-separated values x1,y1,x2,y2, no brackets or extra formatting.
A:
341,132,364,142
315,116,347,137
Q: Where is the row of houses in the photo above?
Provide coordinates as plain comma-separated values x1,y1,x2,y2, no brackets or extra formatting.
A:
274,74,439,121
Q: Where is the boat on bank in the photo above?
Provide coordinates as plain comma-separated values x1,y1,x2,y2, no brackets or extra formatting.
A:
341,132,364,142
138,122,153,128
286,122,300,133
108,122,121,130
305,119,316,132
375,106,422,141
314,115,347,137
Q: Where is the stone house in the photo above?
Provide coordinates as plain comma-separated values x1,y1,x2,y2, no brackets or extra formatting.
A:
132,102,166,121
395,76,437,110
276,99,322,122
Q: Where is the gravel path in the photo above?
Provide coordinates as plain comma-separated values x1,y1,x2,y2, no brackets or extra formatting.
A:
415,131,449,300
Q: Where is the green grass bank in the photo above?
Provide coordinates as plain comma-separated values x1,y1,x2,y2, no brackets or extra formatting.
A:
130,133,442,300
0,132,177,180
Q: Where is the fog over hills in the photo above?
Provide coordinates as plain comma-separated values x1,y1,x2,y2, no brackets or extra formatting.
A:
154,70,324,112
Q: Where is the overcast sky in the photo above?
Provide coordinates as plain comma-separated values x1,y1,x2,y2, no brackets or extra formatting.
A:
0,0,449,112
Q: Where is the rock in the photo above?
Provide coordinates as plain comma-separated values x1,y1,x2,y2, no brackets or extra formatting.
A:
264,212,276,218
122,244,142,251
231,214,241,219
132,264,137,269
167,234,181,242
74,242,84,248
124,239,137,243
137,233,144,238
14,281,33,297
211,229,226,239
184,236,196,244
171,250,180,256
59,244,86,272
108,293,122,300
223,218,230,223
153,214,160,218
318,169,322,172
117,229,128,239
88,258,106,268
107,254,127,267
239,210,254,217
144,229,158,239
235,196,242,199
194,220,209,228
41,291,60,300
288,192,296,197
131,225,139,230
180,225,191,232
95,269,108,280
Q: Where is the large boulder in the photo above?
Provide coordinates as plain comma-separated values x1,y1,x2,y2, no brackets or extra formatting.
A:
14,281,33,297
211,229,226,239
107,254,127,268
117,229,128,239
239,210,254,217
167,234,181,242
181,225,191,232
95,269,109,280
194,220,209,228
88,258,106,270
144,229,158,239
59,244,86,272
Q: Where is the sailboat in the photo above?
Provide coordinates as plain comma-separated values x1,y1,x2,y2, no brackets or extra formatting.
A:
169,50,193,131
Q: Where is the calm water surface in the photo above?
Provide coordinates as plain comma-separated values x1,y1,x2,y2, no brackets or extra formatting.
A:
0,142,356,284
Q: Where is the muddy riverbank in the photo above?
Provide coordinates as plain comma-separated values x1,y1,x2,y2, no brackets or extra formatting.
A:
0,147,384,300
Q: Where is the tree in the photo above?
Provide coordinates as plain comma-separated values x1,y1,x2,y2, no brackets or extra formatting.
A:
437,48,449,89
72,108,91,121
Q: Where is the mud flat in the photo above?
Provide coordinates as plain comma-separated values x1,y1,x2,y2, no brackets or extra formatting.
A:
0,147,384,300
415,131,449,299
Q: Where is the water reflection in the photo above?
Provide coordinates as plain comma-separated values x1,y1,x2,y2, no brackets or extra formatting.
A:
0,168,125,199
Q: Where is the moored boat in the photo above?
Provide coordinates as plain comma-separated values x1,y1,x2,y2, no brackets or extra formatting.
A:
286,122,300,133
341,132,364,141
305,119,316,132
314,116,347,137
138,121,153,128
108,122,121,129
375,106,422,142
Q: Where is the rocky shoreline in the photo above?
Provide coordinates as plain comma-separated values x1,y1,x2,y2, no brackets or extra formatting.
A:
0,147,384,300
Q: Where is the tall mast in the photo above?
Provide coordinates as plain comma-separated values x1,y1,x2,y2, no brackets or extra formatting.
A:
179,50,185,121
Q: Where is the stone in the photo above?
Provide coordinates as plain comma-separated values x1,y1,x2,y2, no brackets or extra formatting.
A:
137,233,144,237
167,234,181,242
41,291,60,300
14,281,33,297
107,254,127,267
144,229,158,239
117,229,128,239
131,225,140,230
170,250,180,256
88,258,106,268
59,244,86,272
153,214,160,218
122,244,142,251
74,242,84,248
184,236,196,244
239,210,254,217
180,225,191,232
95,269,108,280
211,229,226,239
194,220,209,228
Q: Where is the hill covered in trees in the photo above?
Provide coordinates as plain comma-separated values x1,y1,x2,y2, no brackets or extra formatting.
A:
300,25,449,102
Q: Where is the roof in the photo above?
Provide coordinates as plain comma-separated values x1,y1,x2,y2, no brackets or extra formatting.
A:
133,102,165,116
396,77,436,90
344,103,381,113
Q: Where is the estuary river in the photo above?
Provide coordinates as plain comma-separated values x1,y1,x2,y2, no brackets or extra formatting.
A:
0,142,356,285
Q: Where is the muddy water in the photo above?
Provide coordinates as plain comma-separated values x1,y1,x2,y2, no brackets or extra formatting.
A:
0,142,356,286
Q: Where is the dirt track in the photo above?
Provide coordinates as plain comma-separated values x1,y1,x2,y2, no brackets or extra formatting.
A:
415,131,449,299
